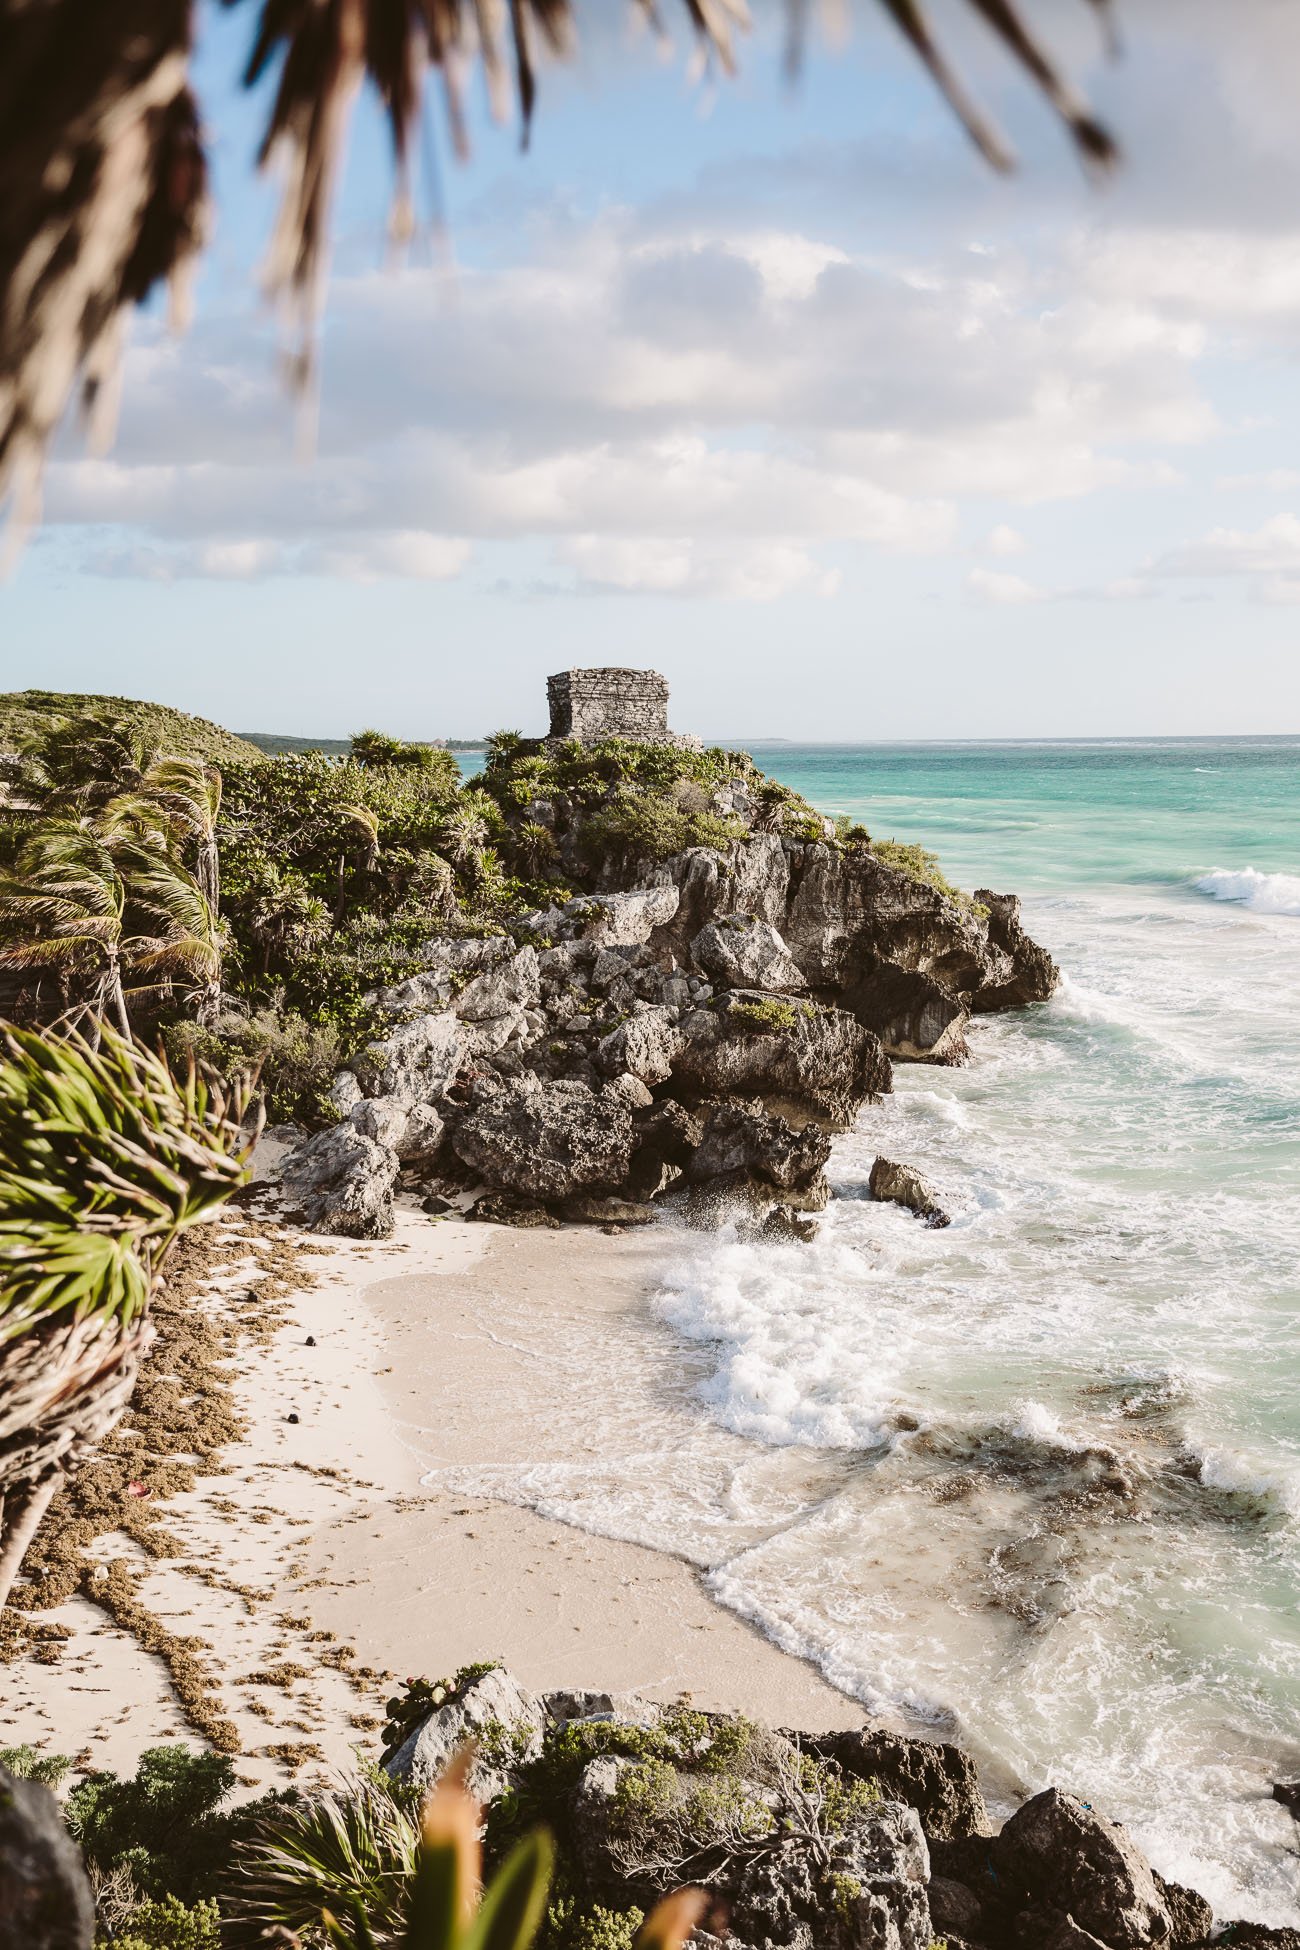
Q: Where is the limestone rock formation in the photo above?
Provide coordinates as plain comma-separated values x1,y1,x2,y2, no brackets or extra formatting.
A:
993,1787,1173,1949
691,914,807,993
869,1157,950,1228
687,1101,832,1211
840,964,970,1064
279,749,1059,1233
808,1728,991,1842
385,1665,547,1803
673,994,889,1128
281,1123,399,1238
451,1074,636,1201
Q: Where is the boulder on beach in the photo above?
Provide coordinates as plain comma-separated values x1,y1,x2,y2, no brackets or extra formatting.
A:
451,1073,636,1201
281,1122,399,1238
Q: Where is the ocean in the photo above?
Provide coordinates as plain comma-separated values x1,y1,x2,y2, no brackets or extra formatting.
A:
450,737,1300,1920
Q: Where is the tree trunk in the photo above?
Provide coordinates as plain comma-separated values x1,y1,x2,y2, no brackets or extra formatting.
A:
107,952,131,1041
0,1313,149,1613
199,834,219,917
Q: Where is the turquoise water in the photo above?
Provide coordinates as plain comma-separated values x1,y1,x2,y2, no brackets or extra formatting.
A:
453,738,1300,1918
661,737,1300,1919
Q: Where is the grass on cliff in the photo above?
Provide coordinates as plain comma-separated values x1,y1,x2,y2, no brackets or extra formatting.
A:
0,691,261,766
870,839,985,914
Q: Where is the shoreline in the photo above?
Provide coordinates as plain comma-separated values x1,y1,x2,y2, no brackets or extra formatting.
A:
0,1199,863,1791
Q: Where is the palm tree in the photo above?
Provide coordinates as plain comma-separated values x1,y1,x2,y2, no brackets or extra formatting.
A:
137,755,224,915
249,867,333,974
0,817,228,1039
0,1025,257,1611
440,804,490,869
510,821,558,877
334,803,382,921
0,818,134,1040
127,842,229,1028
1,1,1118,553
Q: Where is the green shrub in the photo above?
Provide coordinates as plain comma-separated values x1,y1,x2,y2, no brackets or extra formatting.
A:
870,840,978,910
164,998,347,1124
65,1744,295,1908
0,1743,71,1786
106,1893,221,1950
576,797,744,868
728,997,808,1034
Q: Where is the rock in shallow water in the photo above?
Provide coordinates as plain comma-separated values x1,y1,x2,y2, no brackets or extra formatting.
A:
869,1156,950,1227
993,1787,1173,1950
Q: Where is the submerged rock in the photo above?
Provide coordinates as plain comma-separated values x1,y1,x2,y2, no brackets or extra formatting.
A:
869,1156,950,1228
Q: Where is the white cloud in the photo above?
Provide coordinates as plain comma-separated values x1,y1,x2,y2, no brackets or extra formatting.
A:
313,532,471,581
984,524,1027,556
1154,511,1300,577
966,567,1043,605
559,535,840,601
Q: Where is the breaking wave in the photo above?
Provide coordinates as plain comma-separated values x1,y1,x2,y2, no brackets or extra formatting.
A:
1194,867,1300,916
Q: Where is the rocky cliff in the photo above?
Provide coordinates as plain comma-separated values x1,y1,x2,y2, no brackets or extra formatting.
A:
369,1663,1275,1950
281,779,1058,1238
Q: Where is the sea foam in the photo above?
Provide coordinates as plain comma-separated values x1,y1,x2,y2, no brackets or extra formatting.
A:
1194,866,1300,917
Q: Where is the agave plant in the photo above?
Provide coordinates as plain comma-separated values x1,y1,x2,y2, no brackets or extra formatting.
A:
0,1025,259,1610
232,1750,707,1950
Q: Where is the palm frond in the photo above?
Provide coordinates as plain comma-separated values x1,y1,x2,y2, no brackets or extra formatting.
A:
0,1025,259,1346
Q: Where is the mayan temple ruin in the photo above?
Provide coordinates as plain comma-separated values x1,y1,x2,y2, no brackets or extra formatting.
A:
546,667,700,748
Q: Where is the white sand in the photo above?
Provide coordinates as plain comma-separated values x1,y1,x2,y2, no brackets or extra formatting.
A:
1,1200,860,1790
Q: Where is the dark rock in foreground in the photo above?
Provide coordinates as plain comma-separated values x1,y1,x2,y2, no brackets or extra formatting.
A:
0,1763,95,1950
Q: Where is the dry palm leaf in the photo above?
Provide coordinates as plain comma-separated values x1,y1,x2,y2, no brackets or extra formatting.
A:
0,0,1118,547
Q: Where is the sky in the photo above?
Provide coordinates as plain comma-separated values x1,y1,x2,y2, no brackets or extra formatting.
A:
5,0,1300,742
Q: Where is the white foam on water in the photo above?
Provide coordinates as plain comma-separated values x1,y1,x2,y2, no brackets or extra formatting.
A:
1195,866,1300,917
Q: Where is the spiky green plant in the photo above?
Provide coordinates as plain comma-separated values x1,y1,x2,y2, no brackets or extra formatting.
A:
231,1751,706,1950
0,1024,258,1607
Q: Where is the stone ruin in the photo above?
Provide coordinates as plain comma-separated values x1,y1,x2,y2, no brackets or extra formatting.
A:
546,667,700,749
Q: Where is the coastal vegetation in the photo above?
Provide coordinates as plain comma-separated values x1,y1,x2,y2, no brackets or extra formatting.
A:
0,1027,256,1613
1,1732,708,1950
0,694,863,1121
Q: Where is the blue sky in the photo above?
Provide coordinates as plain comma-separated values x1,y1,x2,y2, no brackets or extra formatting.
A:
6,0,1300,741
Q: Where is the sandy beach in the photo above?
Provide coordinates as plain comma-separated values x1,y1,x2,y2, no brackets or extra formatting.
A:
0,1193,861,1793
